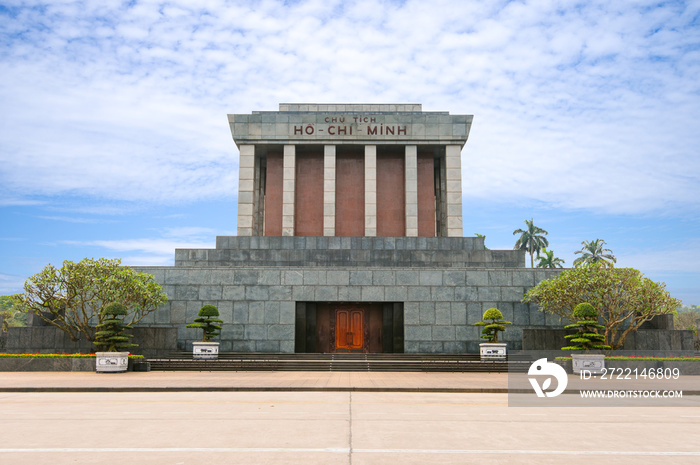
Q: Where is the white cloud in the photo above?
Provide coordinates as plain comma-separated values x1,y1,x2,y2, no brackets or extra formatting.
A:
0,0,698,216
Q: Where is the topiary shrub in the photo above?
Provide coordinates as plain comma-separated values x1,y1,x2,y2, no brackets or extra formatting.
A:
94,302,138,352
475,308,512,343
562,302,611,351
186,304,223,342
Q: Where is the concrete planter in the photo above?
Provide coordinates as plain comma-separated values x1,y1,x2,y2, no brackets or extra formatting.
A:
193,342,219,359
95,352,130,373
571,353,605,375
479,343,507,361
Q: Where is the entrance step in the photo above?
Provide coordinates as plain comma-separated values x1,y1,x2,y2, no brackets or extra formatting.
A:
146,352,531,372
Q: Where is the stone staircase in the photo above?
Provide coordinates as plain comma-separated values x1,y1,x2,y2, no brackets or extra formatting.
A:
147,352,531,372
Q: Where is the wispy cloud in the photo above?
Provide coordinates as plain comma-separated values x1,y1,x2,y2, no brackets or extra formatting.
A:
38,215,116,224
59,225,231,267
0,272,26,295
619,239,700,274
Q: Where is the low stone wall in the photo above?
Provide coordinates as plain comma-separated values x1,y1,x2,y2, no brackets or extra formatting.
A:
522,328,695,354
0,357,96,372
0,326,178,357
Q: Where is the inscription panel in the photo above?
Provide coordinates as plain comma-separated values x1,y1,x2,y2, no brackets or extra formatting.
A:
229,110,472,144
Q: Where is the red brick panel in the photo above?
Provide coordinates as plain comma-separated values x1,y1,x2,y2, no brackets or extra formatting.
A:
417,153,436,237
294,148,324,236
335,147,365,236
264,152,283,236
377,150,405,236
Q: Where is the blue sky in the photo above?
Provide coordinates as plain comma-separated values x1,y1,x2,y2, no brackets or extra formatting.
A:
1,0,699,304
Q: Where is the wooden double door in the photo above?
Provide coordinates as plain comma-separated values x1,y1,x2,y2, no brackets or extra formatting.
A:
334,308,364,351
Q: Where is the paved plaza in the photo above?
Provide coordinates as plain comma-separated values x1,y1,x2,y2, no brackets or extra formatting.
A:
1,371,699,464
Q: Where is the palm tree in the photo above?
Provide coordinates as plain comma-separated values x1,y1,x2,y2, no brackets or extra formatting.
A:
513,219,549,268
573,239,616,268
535,248,565,268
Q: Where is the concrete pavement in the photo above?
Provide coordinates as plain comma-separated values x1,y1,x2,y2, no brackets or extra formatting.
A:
0,370,511,392
1,371,699,464
1,370,699,394
1,390,699,464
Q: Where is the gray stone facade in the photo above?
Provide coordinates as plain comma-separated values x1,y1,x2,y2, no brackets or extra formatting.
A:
134,236,563,353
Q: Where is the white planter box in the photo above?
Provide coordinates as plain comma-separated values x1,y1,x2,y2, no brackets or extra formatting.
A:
95,352,129,373
571,353,605,374
193,342,219,359
479,343,507,361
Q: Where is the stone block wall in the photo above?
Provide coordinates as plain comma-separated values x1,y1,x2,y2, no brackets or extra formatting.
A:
134,266,562,353
175,236,525,268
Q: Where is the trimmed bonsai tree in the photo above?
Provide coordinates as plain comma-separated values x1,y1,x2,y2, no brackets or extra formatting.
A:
562,302,611,351
475,307,512,343
187,304,223,342
94,302,138,352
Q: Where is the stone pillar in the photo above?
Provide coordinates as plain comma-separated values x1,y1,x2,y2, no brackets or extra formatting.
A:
445,145,464,237
323,145,336,236
282,145,296,236
364,145,377,236
237,144,255,236
405,145,418,236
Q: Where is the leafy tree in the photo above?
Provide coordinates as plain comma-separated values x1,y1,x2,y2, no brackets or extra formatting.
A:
187,304,223,342
513,219,549,268
474,307,512,343
573,239,616,268
1,295,27,331
674,305,699,335
523,264,681,350
562,302,611,351
94,302,138,352
15,258,168,342
536,248,565,269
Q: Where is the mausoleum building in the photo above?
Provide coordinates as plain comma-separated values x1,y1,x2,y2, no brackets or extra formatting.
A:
137,104,561,354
